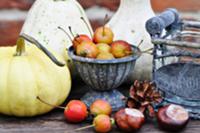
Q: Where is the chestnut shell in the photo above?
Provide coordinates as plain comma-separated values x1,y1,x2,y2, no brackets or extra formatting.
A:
115,108,145,132
157,105,189,131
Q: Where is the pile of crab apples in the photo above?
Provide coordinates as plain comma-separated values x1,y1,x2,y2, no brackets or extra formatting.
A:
37,97,114,133
37,96,190,133
73,26,133,60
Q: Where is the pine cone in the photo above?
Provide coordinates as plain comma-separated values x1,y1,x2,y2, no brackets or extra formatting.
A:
127,80,163,117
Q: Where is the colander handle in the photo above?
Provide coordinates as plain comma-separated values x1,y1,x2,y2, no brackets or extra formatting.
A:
146,8,180,37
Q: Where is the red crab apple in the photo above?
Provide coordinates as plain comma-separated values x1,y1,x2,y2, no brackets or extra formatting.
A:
73,35,92,49
111,40,133,58
157,104,189,131
36,97,88,123
93,27,114,44
76,41,99,58
64,100,88,123
115,108,145,132
90,99,112,116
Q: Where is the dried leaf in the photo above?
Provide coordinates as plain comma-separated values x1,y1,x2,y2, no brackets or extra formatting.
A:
136,90,145,98
129,86,136,98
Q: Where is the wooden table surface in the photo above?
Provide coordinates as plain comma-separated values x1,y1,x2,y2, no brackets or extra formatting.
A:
0,80,199,133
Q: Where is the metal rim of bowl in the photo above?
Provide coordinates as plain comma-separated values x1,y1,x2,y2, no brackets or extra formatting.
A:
68,45,141,64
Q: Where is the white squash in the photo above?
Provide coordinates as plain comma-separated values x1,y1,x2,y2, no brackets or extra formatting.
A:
21,0,93,65
107,0,155,80
22,0,156,81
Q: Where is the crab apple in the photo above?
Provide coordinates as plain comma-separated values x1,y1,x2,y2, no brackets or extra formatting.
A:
96,43,111,53
90,99,112,116
73,35,92,49
76,41,99,58
64,100,88,123
93,115,113,133
93,27,114,44
36,97,88,123
97,52,115,60
111,40,133,58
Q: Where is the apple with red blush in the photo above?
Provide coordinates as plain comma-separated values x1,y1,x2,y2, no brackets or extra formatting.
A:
111,40,133,58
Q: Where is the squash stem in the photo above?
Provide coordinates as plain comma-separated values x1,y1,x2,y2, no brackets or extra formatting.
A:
15,37,26,56
19,33,65,67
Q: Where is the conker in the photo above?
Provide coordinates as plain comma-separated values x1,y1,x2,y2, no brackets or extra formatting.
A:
115,108,145,132
157,104,189,131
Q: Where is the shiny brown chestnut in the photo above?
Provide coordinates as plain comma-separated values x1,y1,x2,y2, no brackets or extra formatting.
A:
115,108,145,132
157,104,189,131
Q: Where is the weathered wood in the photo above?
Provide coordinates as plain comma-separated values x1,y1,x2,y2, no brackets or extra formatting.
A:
152,38,200,49
0,80,200,133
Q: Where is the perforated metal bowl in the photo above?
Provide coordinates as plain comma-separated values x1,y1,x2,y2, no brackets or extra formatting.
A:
68,46,140,91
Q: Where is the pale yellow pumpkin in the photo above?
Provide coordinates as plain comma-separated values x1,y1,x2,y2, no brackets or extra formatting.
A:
0,35,71,117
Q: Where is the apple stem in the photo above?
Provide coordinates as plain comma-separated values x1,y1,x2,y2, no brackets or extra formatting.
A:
36,96,66,110
58,26,73,42
68,26,76,38
80,17,93,38
137,40,144,49
103,14,109,26
102,26,105,36
103,14,109,36
64,125,95,133
68,26,83,44
74,124,95,132
110,118,115,125
66,118,114,133
141,48,154,54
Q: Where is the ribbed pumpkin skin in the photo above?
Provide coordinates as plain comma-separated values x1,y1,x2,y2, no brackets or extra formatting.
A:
0,45,71,117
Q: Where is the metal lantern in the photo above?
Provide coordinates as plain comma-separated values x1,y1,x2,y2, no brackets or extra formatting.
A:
146,8,200,119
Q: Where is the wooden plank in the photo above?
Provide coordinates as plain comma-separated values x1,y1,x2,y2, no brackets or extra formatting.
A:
0,80,200,133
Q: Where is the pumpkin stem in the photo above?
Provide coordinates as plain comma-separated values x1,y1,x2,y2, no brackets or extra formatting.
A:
15,37,26,56
19,33,65,67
